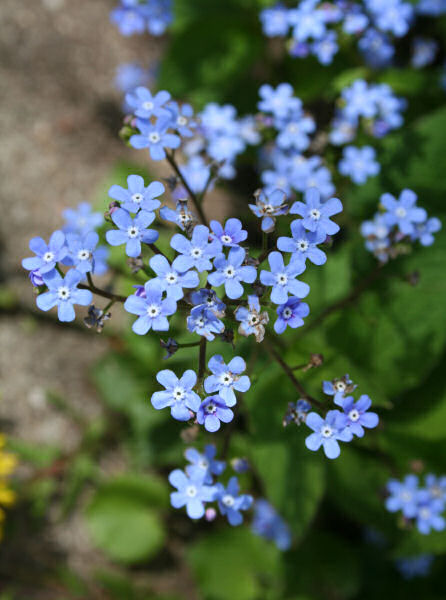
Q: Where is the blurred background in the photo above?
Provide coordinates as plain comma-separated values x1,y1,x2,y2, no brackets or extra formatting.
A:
1,0,446,599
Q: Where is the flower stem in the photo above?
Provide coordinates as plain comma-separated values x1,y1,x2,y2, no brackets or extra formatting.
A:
165,151,208,226
198,337,207,382
79,273,126,303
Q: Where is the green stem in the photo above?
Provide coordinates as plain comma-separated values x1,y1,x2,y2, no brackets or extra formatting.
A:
165,151,208,225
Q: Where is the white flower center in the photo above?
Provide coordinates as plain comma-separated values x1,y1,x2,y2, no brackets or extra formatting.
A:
283,307,293,319
127,226,139,238
196,317,205,327
263,204,274,214
376,225,388,238
219,371,233,386
57,285,70,300
276,273,288,286
335,381,346,392
179,213,191,223
186,485,197,498
147,304,160,318
419,507,431,520
131,192,144,204
43,251,55,263
143,101,154,111
400,490,412,502
198,458,209,469
395,207,407,218
297,239,309,251
165,272,178,285
77,249,90,261
310,209,321,220
173,386,185,401
287,122,299,133
177,115,188,127
348,409,360,422
321,425,333,438
149,132,161,144
221,234,232,244
249,314,259,325
224,266,236,278
205,402,217,414
191,247,203,258
222,494,235,507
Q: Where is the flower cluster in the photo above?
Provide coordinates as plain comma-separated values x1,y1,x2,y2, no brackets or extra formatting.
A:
169,445,252,524
303,376,379,459
150,355,249,432
110,0,172,36
385,473,446,534
22,203,108,322
361,188,441,262
330,79,406,144
259,0,444,68
256,84,335,200
0,435,17,543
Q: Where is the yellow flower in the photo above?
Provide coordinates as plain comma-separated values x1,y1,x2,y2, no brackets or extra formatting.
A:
0,452,17,478
0,482,15,507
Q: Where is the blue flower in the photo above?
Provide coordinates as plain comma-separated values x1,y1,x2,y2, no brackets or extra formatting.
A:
62,202,103,235
177,157,212,195
342,10,368,35
411,216,441,247
22,231,67,275
288,2,326,42
385,475,422,518
360,214,392,261
92,245,110,276
290,187,342,236
258,83,301,119
337,395,379,438
160,199,195,231
171,224,222,273
190,289,226,316
210,218,247,248
208,247,257,300
338,146,380,185
124,279,176,334
151,369,201,420
125,87,170,119
367,0,414,37
305,410,353,459
108,175,164,214
260,5,290,37
63,231,99,274
249,189,289,233
130,117,180,160
260,251,309,305
275,111,315,152
235,295,269,343
110,1,147,36
142,0,172,35
277,219,327,266
340,79,378,122
252,499,292,550
185,445,226,484
274,297,309,334
204,355,250,407
415,497,445,535
114,62,151,94
312,31,338,65
425,474,446,504
36,269,92,322
197,396,234,432
322,374,355,399
381,189,427,236
396,554,434,579
149,254,199,301
215,477,253,526
358,29,394,68
169,469,216,519
166,101,197,137
187,307,225,341
106,208,159,257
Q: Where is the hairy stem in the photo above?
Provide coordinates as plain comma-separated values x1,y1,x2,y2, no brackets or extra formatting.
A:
198,337,207,382
79,273,126,303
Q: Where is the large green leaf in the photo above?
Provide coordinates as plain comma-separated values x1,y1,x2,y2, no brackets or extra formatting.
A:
187,527,283,600
85,474,167,564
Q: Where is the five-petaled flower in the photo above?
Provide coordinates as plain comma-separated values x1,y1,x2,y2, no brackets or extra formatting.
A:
204,355,250,407
208,247,257,299
124,279,176,334
36,269,92,322
151,369,201,421
106,208,159,257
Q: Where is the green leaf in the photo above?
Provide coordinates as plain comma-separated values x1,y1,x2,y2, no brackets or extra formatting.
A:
187,527,283,600
85,475,167,564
